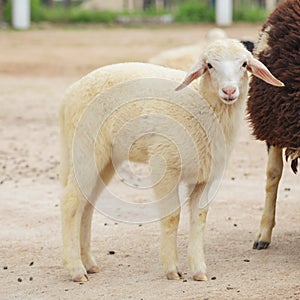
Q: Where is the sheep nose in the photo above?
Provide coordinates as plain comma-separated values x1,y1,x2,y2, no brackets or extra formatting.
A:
222,86,236,96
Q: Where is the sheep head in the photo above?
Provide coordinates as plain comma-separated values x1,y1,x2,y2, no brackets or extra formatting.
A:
175,39,284,105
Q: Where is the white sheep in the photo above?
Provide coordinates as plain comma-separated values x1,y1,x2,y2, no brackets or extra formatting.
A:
148,28,228,71
59,39,283,282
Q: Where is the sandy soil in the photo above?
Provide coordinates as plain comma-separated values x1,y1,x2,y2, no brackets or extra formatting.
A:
0,23,299,300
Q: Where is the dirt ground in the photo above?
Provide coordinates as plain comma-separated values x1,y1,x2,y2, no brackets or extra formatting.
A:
0,23,299,300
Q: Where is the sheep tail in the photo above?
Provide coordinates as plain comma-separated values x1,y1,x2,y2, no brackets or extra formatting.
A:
58,105,70,187
285,148,299,174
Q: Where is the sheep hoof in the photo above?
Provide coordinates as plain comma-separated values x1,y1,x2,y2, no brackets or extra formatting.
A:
72,273,89,282
166,271,182,280
253,240,270,250
193,272,207,281
87,266,100,274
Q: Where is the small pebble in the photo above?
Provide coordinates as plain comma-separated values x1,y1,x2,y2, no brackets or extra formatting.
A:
29,277,33,281
18,278,22,282
138,224,142,227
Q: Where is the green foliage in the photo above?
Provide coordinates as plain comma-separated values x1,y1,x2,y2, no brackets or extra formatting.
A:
3,0,267,25
31,0,44,22
122,7,168,17
233,6,268,22
68,9,116,23
3,0,12,22
4,0,44,22
3,0,117,24
174,0,215,23
39,8,69,23
174,0,267,23
40,8,117,23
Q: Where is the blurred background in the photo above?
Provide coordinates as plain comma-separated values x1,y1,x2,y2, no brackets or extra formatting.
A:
0,0,282,28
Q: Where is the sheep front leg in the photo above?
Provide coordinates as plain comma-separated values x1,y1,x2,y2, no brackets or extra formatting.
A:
188,182,208,281
61,184,88,282
253,146,283,250
151,154,181,280
160,209,181,280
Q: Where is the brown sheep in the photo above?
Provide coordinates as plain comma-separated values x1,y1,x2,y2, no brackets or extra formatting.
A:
247,0,300,250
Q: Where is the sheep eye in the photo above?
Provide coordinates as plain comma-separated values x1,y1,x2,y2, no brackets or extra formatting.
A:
242,61,247,68
207,63,213,69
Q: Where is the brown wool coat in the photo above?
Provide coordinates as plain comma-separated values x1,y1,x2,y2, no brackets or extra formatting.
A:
247,0,300,173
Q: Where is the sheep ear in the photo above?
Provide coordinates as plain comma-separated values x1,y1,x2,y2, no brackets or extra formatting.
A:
247,58,285,87
175,61,207,91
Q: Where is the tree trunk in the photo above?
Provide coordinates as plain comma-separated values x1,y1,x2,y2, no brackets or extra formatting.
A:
41,0,53,6
257,0,266,7
163,0,172,9
0,0,3,24
143,0,155,10
64,0,71,8
265,0,276,11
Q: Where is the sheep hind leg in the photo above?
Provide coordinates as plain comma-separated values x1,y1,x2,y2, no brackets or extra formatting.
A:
253,146,283,250
80,161,115,275
61,181,89,282
80,202,99,274
188,182,208,281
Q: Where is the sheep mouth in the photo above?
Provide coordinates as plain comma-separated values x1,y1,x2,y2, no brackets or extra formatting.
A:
220,96,238,104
